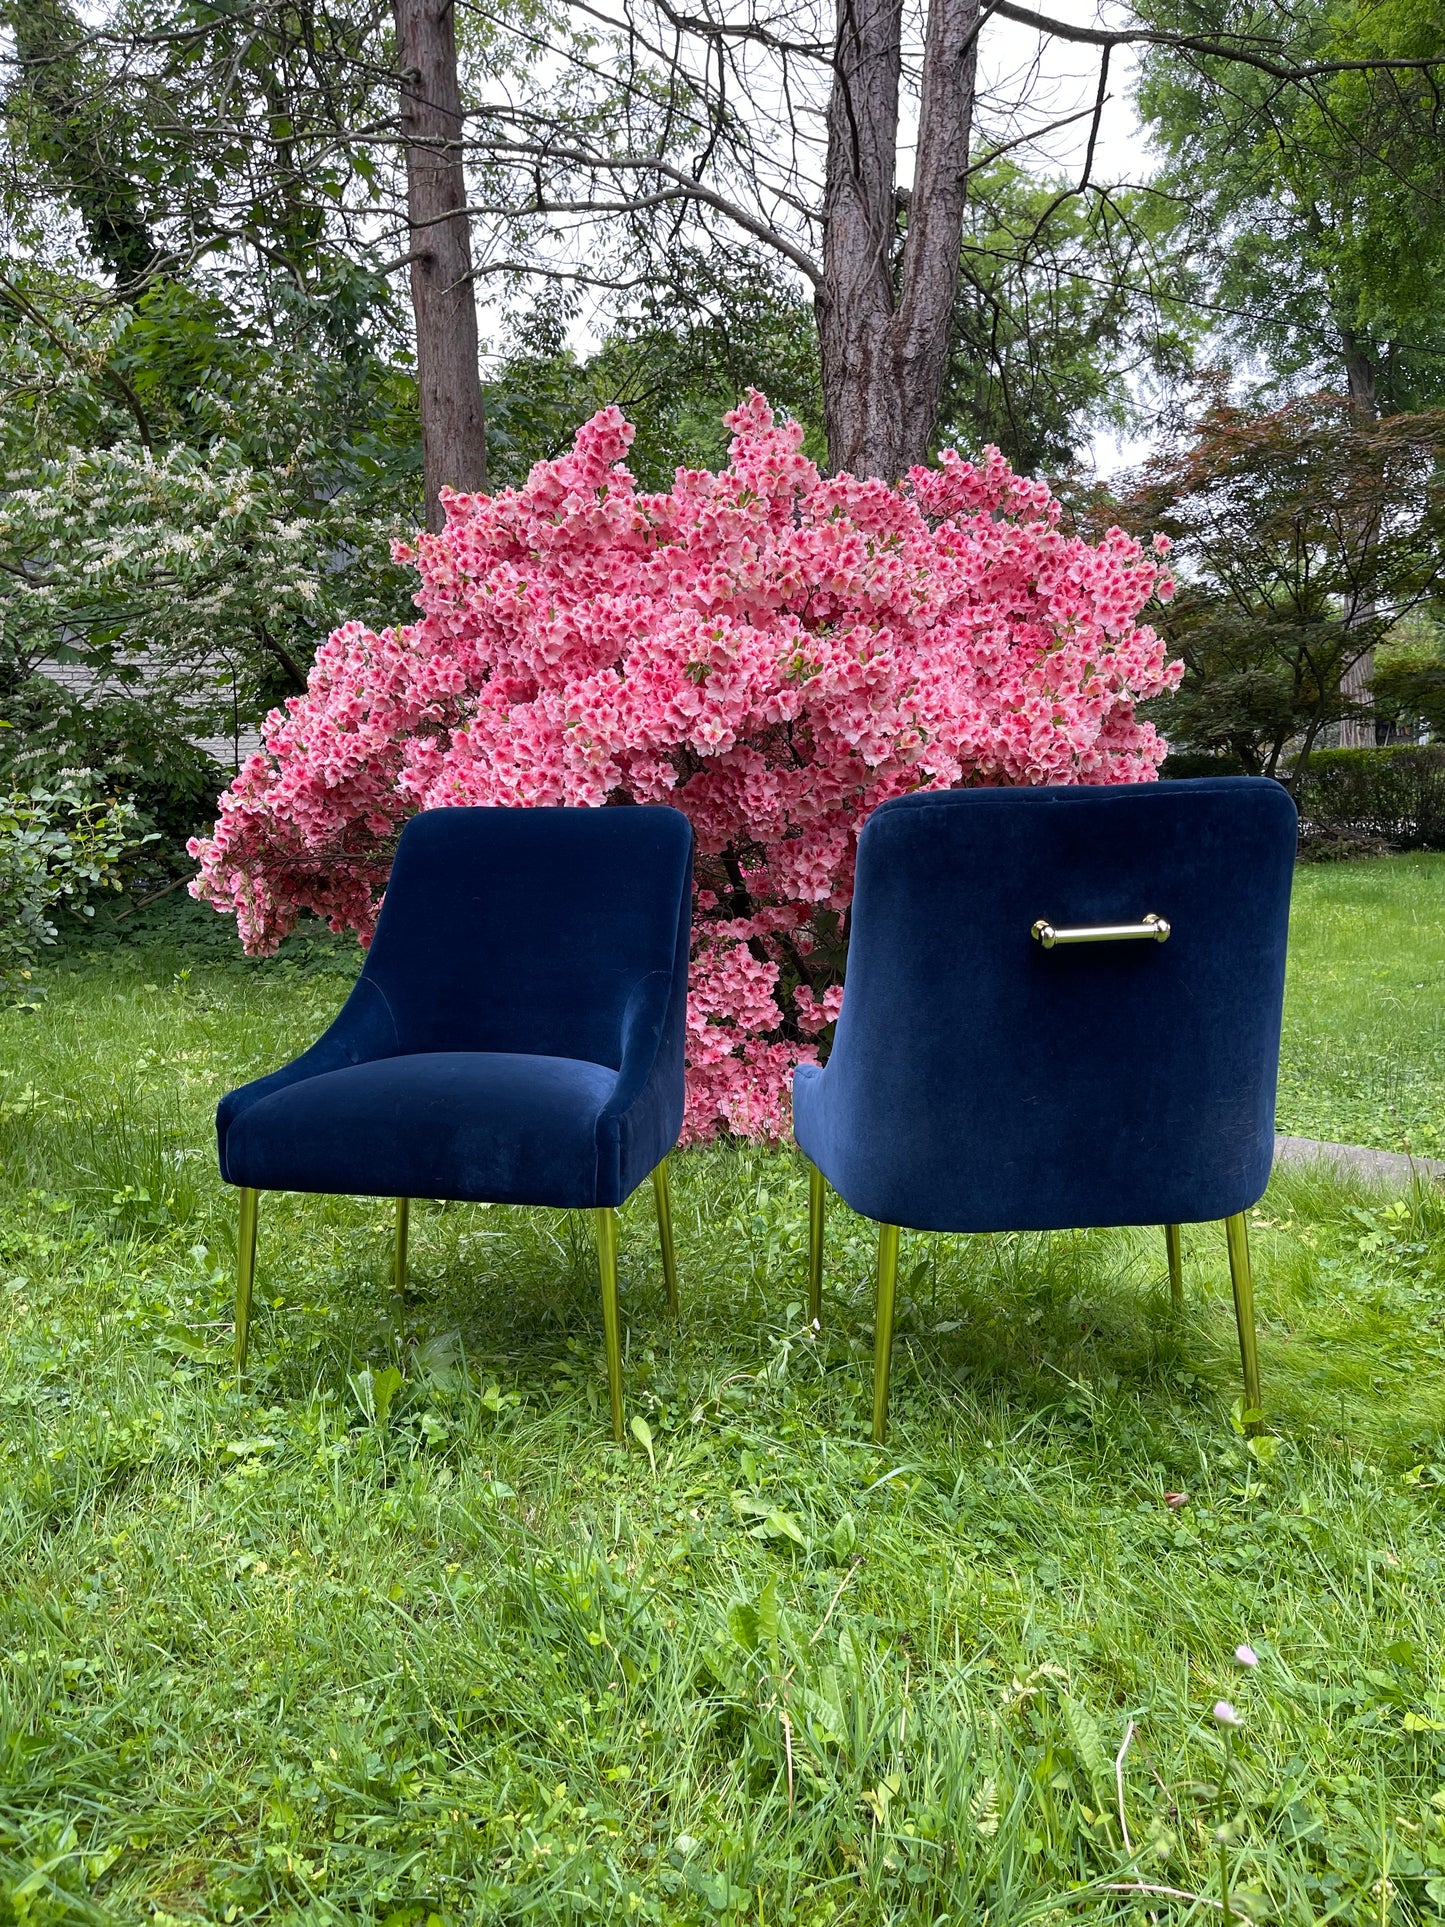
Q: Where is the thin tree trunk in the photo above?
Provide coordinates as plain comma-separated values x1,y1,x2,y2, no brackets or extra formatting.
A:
1338,328,1378,747
888,0,979,474
395,0,487,530
816,0,980,479
817,0,905,478
1343,331,1377,422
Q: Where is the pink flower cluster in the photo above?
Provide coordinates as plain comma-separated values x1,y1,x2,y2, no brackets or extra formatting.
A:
191,392,1179,1138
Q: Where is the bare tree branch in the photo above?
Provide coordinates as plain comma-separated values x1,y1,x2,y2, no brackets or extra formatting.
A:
991,1,1445,83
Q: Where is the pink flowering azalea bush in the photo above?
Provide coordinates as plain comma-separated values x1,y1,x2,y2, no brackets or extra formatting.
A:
191,392,1179,1138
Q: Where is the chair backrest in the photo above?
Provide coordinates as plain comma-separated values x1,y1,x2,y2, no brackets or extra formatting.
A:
361,806,694,1066
824,778,1297,1231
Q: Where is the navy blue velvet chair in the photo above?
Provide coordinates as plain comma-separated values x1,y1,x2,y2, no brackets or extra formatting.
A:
792,777,1298,1441
217,805,694,1438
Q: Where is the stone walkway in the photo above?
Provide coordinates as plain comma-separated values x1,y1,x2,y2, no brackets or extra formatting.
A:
1274,1133,1445,1187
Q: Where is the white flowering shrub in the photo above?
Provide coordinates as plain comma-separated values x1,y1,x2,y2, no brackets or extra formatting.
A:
0,272,415,746
0,440,407,737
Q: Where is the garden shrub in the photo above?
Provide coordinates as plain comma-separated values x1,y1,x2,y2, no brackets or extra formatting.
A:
1292,745,1445,853
0,679,226,874
0,778,145,998
1158,750,1249,780
191,393,1179,1137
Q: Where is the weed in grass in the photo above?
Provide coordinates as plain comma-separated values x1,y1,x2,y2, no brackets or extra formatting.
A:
2,862,1445,1922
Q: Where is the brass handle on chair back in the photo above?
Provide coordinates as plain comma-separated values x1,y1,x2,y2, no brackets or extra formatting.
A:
1031,913,1170,949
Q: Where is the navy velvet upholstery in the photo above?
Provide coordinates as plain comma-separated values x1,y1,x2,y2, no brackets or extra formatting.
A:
218,806,694,1209
793,779,1297,1233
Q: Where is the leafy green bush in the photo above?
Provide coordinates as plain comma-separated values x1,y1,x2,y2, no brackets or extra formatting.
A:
1158,750,1249,780
0,680,225,874
0,779,146,998
1292,745,1445,851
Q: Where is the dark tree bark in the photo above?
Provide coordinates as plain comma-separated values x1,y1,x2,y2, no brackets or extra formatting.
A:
1342,329,1378,423
816,0,979,478
816,0,902,478
394,0,487,528
1339,325,1380,745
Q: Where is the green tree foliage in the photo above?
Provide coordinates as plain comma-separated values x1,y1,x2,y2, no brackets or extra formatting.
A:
1371,613,1445,738
487,260,827,492
0,0,424,831
0,679,225,861
1108,386,1445,778
1134,0,1445,410
940,161,1194,475
3,0,155,285
1,0,395,292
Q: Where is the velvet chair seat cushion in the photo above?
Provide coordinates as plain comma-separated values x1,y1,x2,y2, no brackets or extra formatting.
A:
222,1051,623,1208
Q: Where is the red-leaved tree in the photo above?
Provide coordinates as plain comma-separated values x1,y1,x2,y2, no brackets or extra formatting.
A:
191,393,1178,1137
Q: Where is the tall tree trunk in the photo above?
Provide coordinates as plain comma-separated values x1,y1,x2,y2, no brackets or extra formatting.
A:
889,0,979,471
1338,327,1379,746
816,0,979,479
816,0,904,478
1343,330,1377,422
395,0,487,530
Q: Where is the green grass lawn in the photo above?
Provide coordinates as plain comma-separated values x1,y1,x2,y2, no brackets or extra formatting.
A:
1279,855,1445,1159
3,855,1445,1926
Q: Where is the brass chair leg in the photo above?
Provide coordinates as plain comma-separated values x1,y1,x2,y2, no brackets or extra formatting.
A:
652,1160,679,1314
593,1207,625,1442
394,1197,410,1294
808,1163,825,1329
235,1186,259,1372
1165,1223,1183,1307
871,1222,902,1444
1224,1212,1263,1434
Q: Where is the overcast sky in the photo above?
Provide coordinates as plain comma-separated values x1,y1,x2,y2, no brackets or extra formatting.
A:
977,1,1152,184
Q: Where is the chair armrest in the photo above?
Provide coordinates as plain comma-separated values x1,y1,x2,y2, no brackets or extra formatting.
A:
595,968,686,1198
216,976,401,1181
601,970,674,1120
